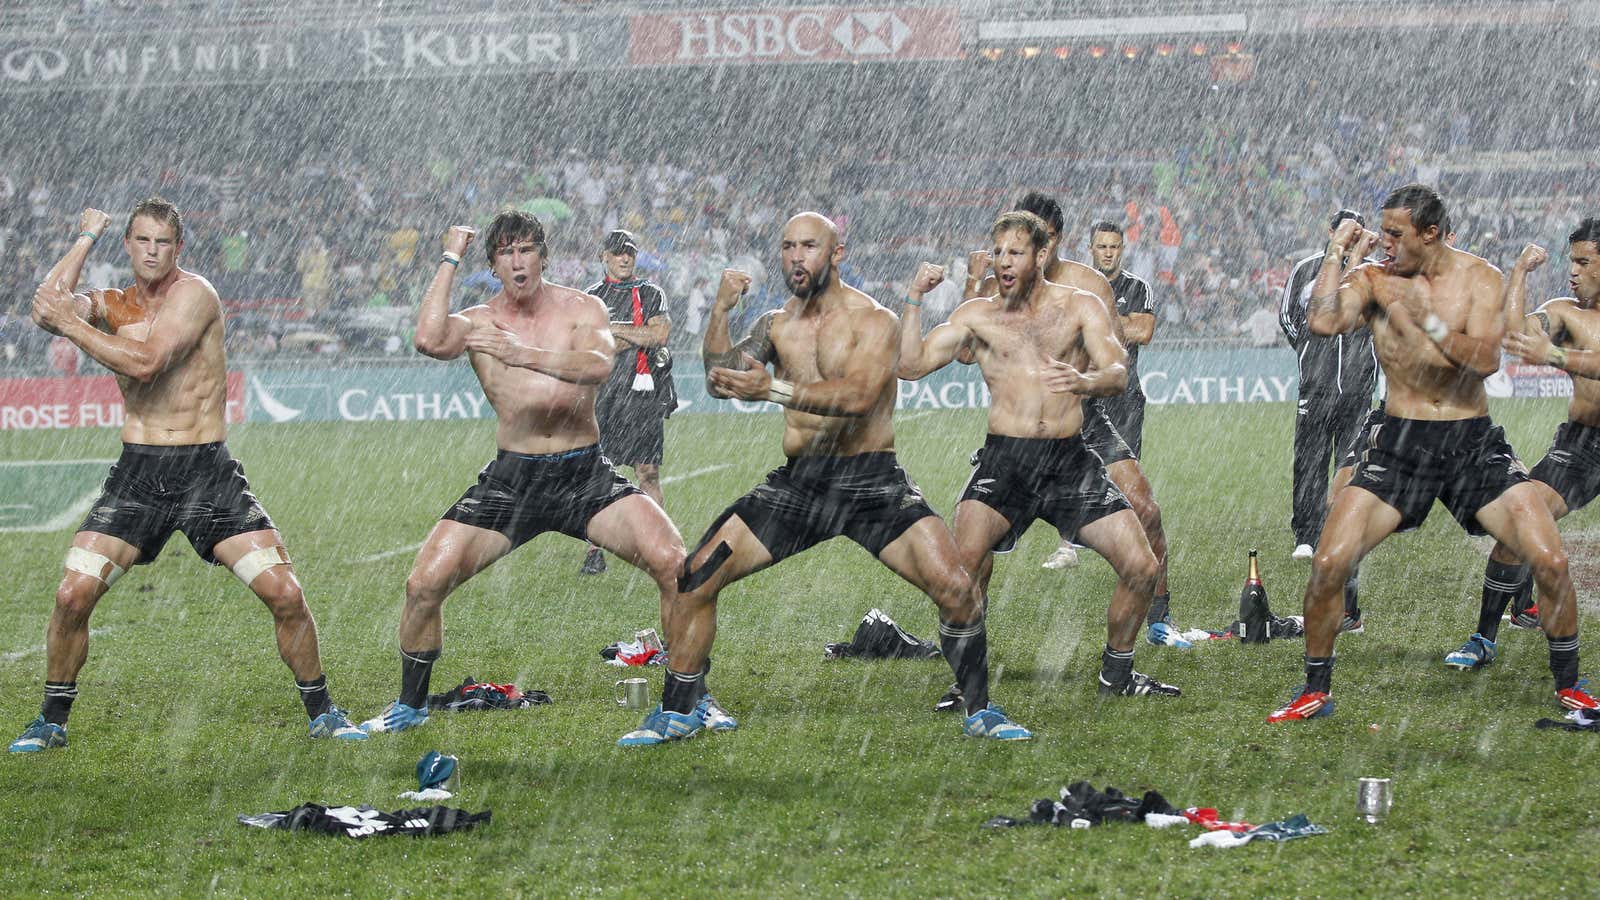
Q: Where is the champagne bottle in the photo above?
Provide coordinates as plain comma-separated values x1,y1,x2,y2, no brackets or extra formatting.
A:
1238,549,1272,644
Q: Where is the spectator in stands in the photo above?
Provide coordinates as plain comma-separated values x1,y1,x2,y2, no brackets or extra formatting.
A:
297,234,333,314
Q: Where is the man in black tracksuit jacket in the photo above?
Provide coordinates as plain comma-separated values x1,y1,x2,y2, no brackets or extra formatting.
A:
1279,209,1378,557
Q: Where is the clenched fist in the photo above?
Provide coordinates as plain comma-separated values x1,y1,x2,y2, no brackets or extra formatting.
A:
78,208,112,240
714,269,753,312
443,225,477,258
1515,243,1548,273
909,262,945,299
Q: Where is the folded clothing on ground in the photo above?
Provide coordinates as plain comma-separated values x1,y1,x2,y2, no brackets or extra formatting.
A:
825,608,941,660
426,677,550,710
238,804,489,838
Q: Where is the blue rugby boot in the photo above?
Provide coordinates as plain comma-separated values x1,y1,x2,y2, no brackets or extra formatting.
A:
695,694,739,732
1443,633,1496,670
9,716,67,753
963,704,1034,741
618,705,703,747
358,700,429,734
310,706,369,741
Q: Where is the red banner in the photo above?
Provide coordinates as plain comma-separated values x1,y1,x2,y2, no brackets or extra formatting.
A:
0,372,245,431
628,7,961,66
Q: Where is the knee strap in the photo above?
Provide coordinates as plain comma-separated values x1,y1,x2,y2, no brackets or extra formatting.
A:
64,547,124,587
232,545,291,586
678,541,732,593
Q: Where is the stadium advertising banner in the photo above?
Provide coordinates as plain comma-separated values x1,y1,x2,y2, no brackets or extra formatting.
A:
0,372,244,430
626,6,963,67
0,19,626,92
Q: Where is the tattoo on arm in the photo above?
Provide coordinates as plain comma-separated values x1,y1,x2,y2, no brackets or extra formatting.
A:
1308,292,1339,320
707,310,776,369
1533,311,1551,335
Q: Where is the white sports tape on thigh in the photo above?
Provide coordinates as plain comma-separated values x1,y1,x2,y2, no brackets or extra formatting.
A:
64,547,125,587
231,545,291,585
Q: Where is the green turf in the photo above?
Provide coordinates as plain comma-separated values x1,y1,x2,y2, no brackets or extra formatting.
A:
2,401,1596,895
0,459,113,531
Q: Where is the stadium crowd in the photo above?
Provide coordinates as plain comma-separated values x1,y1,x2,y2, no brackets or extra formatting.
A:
0,97,1590,374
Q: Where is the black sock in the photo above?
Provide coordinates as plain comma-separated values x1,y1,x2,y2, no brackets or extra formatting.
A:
1548,634,1580,691
399,648,441,709
1147,593,1171,625
1305,656,1334,694
41,681,77,726
939,618,990,715
1099,645,1134,688
297,674,331,719
1509,573,1535,618
661,667,706,714
1477,560,1529,641
1343,571,1360,621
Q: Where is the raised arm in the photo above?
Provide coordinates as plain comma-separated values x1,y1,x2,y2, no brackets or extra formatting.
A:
1502,243,1547,336
898,262,971,379
962,250,993,301
1043,289,1128,397
702,269,763,397
1308,221,1379,336
413,225,477,359
709,307,899,417
33,277,214,383
1504,301,1600,379
38,208,114,325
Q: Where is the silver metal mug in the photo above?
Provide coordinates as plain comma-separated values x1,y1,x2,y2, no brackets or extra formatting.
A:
615,677,650,709
1357,777,1392,823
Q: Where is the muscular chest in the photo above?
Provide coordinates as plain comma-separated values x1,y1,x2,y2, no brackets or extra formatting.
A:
1370,273,1470,329
1551,307,1600,350
976,307,1077,367
771,313,854,380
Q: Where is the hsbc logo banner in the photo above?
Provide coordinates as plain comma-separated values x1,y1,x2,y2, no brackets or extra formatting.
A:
628,7,962,66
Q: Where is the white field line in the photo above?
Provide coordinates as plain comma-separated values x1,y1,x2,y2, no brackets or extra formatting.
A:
0,487,104,533
1,627,114,664
355,542,425,565
0,459,111,532
0,458,115,467
353,464,732,564
897,409,938,422
661,463,732,485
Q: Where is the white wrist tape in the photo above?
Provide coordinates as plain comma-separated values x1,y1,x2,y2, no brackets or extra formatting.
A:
1421,313,1449,343
64,547,124,587
766,378,795,406
231,545,291,587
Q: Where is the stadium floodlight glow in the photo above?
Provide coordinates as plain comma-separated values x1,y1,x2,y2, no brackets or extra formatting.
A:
1088,44,1106,58
979,47,1005,61
1122,45,1139,59
1155,43,1174,57
1191,42,1208,56
1020,46,1042,59
1053,46,1071,59
1226,41,1244,55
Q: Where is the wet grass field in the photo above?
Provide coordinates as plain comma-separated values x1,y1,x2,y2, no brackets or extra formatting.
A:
2,400,1595,895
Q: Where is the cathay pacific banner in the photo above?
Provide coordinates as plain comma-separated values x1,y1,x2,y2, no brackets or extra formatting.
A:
240,348,1309,424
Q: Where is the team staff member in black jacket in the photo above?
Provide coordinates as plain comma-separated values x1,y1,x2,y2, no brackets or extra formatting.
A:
581,229,676,575
1280,209,1379,561
1089,221,1158,456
